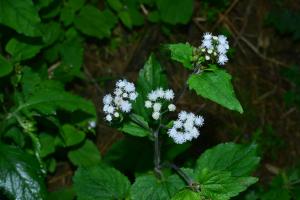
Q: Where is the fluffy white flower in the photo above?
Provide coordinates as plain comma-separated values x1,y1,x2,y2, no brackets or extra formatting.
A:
178,111,187,121
164,89,175,100
88,121,96,129
218,35,228,44
157,88,165,98
168,104,176,111
106,115,112,122
152,112,160,120
217,44,227,54
103,94,113,105
114,88,122,96
125,82,135,92
116,80,127,88
174,120,183,129
218,54,228,65
202,39,212,49
205,55,210,60
107,106,115,114
213,36,218,40
203,32,212,40
129,92,138,100
173,133,186,144
153,103,162,112
145,100,152,108
148,91,158,101
168,128,177,137
114,96,122,106
195,116,204,126
120,101,132,113
207,49,213,54
114,112,120,118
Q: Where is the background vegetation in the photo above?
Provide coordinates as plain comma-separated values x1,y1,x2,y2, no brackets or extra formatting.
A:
0,0,299,199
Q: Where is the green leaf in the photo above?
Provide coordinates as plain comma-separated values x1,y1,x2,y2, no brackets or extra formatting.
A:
5,38,43,62
73,164,130,200
156,0,193,24
39,133,56,157
60,0,86,26
107,0,123,12
17,72,96,117
196,143,260,177
167,43,194,69
0,54,13,77
171,189,200,200
68,139,101,167
133,54,168,121
120,114,151,137
188,69,243,113
131,173,185,200
0,143,46,200
47,187,76,200
61,124,85,147
0,0,41,37
41,22,62,46
198,169,258,200
74,5,117,38
194,143,260,200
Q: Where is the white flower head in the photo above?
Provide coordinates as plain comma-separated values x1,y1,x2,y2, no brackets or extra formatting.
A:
152,112,160,120
218,54,228,65
217,44,227,54
120,101,132,113
148,90,158,101
203,32,212,40
145,100,152,108
103,94,113,105
157,88,165,98
116,79,127,88
129,92,138,100
168,111,204,144
125,82,135,92
153,103,162,112
164,89,175,100
202,39,212,49
218,35,228,45
114,112,120,118
106,115,112,122
88,121,96,129
168,104,176,111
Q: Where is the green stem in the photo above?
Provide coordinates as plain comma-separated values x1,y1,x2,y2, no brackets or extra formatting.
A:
153,126,162,178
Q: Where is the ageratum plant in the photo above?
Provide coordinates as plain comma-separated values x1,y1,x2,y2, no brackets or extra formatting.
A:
72,33,260,200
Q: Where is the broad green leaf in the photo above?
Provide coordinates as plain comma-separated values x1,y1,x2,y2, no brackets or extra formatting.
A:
2,127,25,147
261,188,291,200
47,187,76,200
107,0,123,12
68,139,101,167
194,143,260,200
133,54,168,121
60,0,86,26
195,143,260,177
41,22,63,46
61,124,85,147
0,54,13,77
5,38,43,62
131,173,185,200
17,76,96,117
167,43,194,69
188,69,244,113
171,189,200,200
74,5,117,38
198,169,258,200
73,164,130,200
120,114,151,137
0,0,41,37
39,133,56,157
119,11,133,29
0,143,46,200
156,0,193,24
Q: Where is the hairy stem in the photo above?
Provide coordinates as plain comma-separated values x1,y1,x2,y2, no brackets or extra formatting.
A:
153,127,162,177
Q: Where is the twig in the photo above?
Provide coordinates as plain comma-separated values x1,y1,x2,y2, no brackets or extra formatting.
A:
48,61,61,78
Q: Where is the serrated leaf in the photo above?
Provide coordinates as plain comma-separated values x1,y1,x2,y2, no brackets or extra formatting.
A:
133,54,168,121
73,164,130,200
195,143,260,177
188,69,243,113
171,189,200,200
167,43,194,69
194,143,260,200
41,22,62,46
131,173,186,200
68,139,101,167
198,169,258,200
5,38,43,62
0,54,13,77
0,143,47,200
61,124,85,147
156,0,193,24
74,5,117,38
0,0,41,37
60,0,86,26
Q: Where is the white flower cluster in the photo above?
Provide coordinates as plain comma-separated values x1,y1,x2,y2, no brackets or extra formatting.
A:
145,88,176,120
201,32,229,66
168,111,204,144
103,79,138,122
